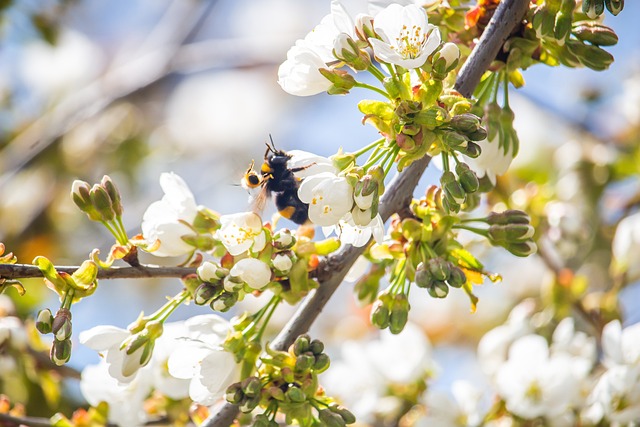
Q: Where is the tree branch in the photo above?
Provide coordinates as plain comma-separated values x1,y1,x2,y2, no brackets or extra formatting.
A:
203,1,531,425
0,263,195,280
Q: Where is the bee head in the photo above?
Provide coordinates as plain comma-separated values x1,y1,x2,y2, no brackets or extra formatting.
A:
242,160,264,190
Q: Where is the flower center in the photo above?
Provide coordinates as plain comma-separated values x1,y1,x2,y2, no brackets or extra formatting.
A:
394,25,426,59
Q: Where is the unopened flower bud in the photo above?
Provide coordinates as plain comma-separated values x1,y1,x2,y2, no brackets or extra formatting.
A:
90,185,115,222
197,261,226,282
194,282,222,305
428,258,451,281
313,353,330,373
285,386,306,403
572,21,618,46
467,127,488,142
293,334,311,355
414,262,434,289
241,376,261,398
354,176,378,210
389,294,409,334
441,131,468,149
319,409,347,427
428,281,449,298
506,241,538,257
442,195,461,214
101,175,123,218
486,210,530,225
605,0,623,15
441,171,466,205
451,113,481,134
240,394,260,413
371,299,390,329
282,367,295,383
50,338,72,366
333,33,370,71
319,68,356,95
211,291,238,312
36,308,53,334
225,382,243,404
582,0,604,18
309,339,324,355
272,253,294,274
330,404,356,424
295,353,315,372
52,308,72,341
273,229,296,250
462,141,482,158
355,14,375,41
456,163,479,194
447,266,467,288
71,180,99,219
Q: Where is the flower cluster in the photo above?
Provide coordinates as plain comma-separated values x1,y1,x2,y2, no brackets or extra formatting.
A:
226,334,354,427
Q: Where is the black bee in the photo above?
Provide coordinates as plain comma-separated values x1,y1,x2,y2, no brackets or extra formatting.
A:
242,138,310,225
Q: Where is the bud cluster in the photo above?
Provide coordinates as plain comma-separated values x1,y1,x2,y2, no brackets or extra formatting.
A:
415,257,467,299
440,162,480,214
485,210,537,257
36,308,73,365
193,261,237,312
371,292,410,334
71,176,128,245
226,335,353,426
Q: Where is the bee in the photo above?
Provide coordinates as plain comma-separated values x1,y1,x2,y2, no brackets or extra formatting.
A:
242,138,311,225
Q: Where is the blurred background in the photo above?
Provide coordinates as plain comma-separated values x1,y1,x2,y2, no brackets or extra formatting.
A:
1,0,640,421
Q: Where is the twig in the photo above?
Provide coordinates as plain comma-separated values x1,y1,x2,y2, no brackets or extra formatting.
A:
203,1,531,425
28,348,82,380
0,413,55,427
0,263,195,280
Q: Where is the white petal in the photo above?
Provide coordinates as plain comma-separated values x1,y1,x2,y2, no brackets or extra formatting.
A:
167,346,212,379
79,325,129,351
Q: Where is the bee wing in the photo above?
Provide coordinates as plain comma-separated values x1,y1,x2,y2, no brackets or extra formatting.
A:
249,184,270,215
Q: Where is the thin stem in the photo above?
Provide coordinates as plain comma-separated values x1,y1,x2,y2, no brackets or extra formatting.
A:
256,296,281,340
382,146,400,178
441,152,450,172
115,217,130,245
503,70,510,107
354,81,390,99
367,64,386,82
452,224,488,236
362,146,389,170
100,220,121,242
150,289,191,323
352,137,385,159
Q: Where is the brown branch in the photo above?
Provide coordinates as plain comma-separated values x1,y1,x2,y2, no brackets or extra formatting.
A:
0,263,195,280
204,1,531,425
0,413,54,427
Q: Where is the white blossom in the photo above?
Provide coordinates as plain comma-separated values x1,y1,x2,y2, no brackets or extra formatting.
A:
286,150,337,177
417,381,484,427
141,172,199,257
323,212,384,247
79,325,144,383
464,137,514,185
298,172,354,226
601,319,640,367
272,253,293,273
230,258,272,290
612,211,640,281
494,334,579,420
369,4,441,69
80,361,152,427
277,40,333,97
216,212,266,256
167,315,239,406
585,364,640,425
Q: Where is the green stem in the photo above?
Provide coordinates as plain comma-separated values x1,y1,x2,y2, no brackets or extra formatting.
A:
149,289,191,323
502,70,510,107
363,147,389,170
100,221,120,242
114,218,129,246
441,152,450,172
459,217,489,224
352,137,385,159
367,64,386,82
452,224,489,237
255,296,281,341
382,146,400,178
354,81,390,99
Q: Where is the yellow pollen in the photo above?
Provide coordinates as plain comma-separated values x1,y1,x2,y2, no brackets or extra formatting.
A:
393,24,426,59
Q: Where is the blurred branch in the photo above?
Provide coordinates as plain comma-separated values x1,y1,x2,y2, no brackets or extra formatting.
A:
28,348,82,380
0,263,195,279
0,0,220,190
204,1,531,426
0,413,53,427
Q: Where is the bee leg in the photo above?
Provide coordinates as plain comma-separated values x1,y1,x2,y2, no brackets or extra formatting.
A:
290,162,317,173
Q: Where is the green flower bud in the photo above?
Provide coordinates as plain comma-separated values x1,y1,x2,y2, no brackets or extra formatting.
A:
71,180,100,220
319,68,357,95
241,376,262,398
285,386,306,403
313,353,330,373
36,308,53,334
467,127,488,142
319,409,347,427
441,171,466,205
268,386,285,401
572,21,618,46
293,334,311,355
396,133,416,152
428,258,451,281
295,353,315,372
428,281,449,298
414,262,434,289
239,394,260,413
462,141,481,158
447,266,467,288
309,339,324,355
272,229,296,250
582,0,604,18
282,367,295,384
194,282,222,305
442,195,460,214
506,241,538,257
441,131,468,149
329,404,357,424
605,0,623,15
101,175,123,218
225,382,243,404
389,294,409,334
486,210,530,225
456,163,479,194
50,338,72,366
371,299,390,329
90,185,115,222
450,113,481,134
252,414,272,427
52,308,72,341
211,291,238,312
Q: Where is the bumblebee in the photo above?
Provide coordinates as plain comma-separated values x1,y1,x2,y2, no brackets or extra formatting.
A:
242,139,310,225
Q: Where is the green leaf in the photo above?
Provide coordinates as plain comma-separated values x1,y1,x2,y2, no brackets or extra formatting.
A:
451,248,484,270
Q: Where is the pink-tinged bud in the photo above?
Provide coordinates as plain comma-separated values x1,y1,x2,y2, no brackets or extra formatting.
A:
52,308,72,341
51,338,72,366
